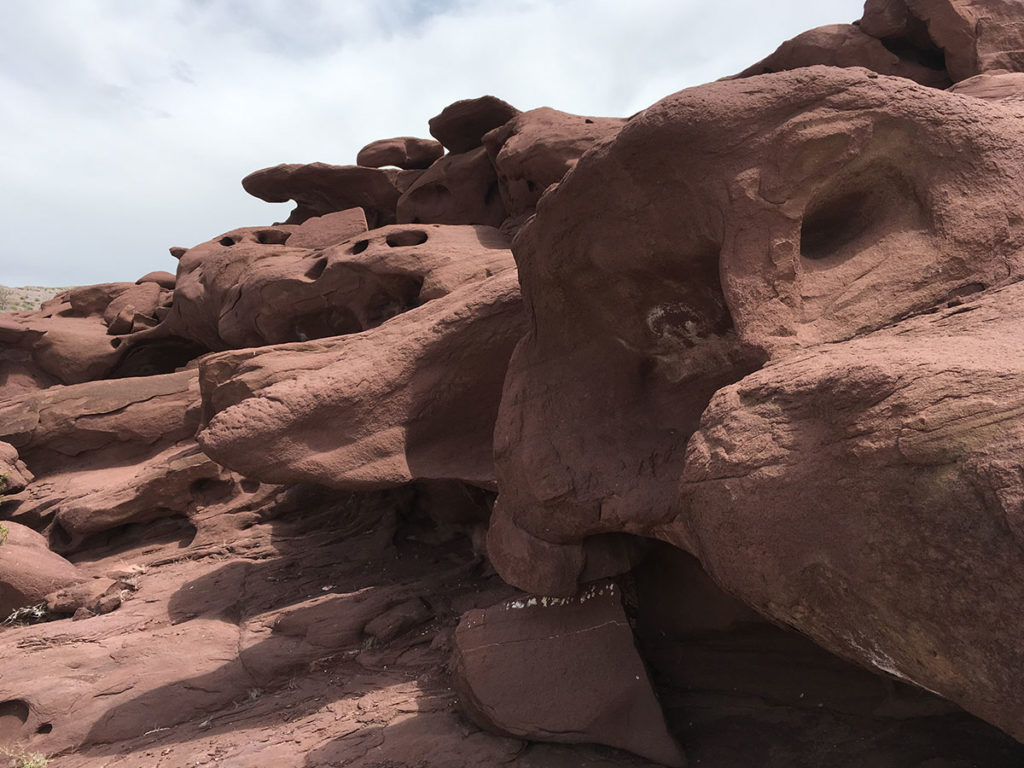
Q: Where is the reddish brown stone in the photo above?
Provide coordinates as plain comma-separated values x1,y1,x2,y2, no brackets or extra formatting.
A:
452,582,685,766
242,162,402,227
396,147,505,227
429,96,520,154
356,137,444,170
482,108,625,218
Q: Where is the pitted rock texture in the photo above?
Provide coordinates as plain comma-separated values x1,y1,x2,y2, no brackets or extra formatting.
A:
156,220,507,351
356,136,444,169
199,269,524,491
452,581,685,767
429,95,520,154
492,67,1024,597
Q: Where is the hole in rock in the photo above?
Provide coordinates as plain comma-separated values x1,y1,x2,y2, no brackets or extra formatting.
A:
304,256,329,280
800,165,924,263
361,275,425,329
240,479,261,493
219,236,236,247
36,723,52,734
585,118,594,124
351,239,370,254
385,230,429,248
65,515,197,562
255,229,291,245
189,477,235,504
288,305,363,342
108,337,210,379
630,542,1024,766
0,700,29,744
880,36,947,71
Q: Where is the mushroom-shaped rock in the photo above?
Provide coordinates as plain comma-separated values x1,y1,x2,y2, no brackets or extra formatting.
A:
679,280,1024,743
356,137,444,170
241,162,402,227
198,269,524,491
735,24,951,87
0,522,85,616
157,221,507,351
428,96,520,154
136,270,176,290
396,147,505,227
482,107,625,218
860,0,1024,81
492,67,1024,595
451,582,685,767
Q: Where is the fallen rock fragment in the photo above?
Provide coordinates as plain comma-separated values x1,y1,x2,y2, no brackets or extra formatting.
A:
0,522,84,616
452,581,685,767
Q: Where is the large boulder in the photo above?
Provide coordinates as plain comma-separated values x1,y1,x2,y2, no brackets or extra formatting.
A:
482,108,626,218
396,147,506,228
0,522,85,616
491,67,1024,596
451,582,685,766
428,96,520,154
0,442,33,494
678,280,1024,742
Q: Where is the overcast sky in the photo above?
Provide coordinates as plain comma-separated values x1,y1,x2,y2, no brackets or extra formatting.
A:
1,0,865,287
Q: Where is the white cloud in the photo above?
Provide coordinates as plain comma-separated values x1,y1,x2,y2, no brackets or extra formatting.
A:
0,0,864,286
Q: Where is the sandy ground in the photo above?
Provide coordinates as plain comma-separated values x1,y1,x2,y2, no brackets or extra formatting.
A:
0,286,66,313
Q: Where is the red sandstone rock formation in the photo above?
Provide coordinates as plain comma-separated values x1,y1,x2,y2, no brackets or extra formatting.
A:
5,4,1024,766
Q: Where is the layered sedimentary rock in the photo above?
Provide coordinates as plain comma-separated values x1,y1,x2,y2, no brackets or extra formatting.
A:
199,268,524,490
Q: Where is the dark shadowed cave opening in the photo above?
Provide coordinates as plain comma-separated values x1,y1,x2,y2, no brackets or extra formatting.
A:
628,541,1024,767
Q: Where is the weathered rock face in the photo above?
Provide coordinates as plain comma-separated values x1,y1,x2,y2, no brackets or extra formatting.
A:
199,268,524,491
861,0,1024,82
736,24,952,87
429,96,520,154
357,136,444,170
0,522,84,616
241,162,404,226
452,581,685,767
492,67,1024,597
482,107,625,218
0,442,33,494
678,281,1024,742
396,147,506,228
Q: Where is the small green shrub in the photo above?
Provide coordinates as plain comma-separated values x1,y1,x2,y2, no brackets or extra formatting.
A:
0,524,7,546
1,746,48,768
